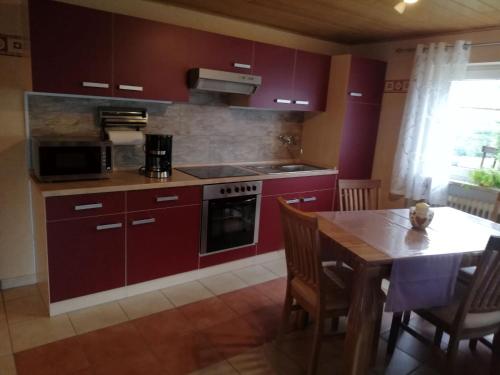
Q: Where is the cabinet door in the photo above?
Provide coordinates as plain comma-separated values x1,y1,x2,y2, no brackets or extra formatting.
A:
47,214,125,302
347,57,387,105
338,102,382,179
249,43,295,110
299,189,335,212
189,30,254,73
292,50,331,111
29,0,112,96
127,205,200,284
257,193,301,254
113,14,190,101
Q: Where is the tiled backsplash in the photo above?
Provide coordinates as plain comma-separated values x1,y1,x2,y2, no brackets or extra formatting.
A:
27,93,304,169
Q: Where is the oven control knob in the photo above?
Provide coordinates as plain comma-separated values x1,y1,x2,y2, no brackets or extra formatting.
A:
252,185,257,191
235,187,240,192
246,186,251,191
220,188,225,194
226,188,232,194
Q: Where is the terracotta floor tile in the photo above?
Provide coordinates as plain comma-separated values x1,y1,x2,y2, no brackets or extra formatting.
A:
253,278,287,304
201,317,265,359
5,294,46,325
77,322,150,366
0,323,12,355
133,308,193,347
10,314,75,353
3,285,40,302
92,351,166,375
153,331,222,375
242,305,283,342
0,354,16,375
15,336,89,375
180,297,237,331
219,286,275,315
188,360,237,375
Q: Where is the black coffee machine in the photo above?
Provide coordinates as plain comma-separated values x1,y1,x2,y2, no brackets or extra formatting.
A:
142,134,173,178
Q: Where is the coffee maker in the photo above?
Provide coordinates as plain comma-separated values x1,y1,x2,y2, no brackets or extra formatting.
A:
142,134,173,178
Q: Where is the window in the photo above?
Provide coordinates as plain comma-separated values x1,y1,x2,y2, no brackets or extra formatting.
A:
448,66,500,183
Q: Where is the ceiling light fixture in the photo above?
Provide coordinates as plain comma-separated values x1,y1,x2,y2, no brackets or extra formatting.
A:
394,0,419,14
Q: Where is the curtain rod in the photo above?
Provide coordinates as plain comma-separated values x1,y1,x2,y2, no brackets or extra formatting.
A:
395,41,500,53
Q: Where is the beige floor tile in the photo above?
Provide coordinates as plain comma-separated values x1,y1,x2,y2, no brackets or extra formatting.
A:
0,323,12,355
228,345,303,375
188,360,238,375
5,294,46,325
0,354,16,375
3,285,40,302
233,265,278,286
10,314,75,353
261,259,287,277
68,302,128,334
199,272,248,295
119,290,174,320
161,281,215,307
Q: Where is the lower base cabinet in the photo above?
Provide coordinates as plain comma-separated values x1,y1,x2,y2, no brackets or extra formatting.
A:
127,205,201,284
47,214,126,302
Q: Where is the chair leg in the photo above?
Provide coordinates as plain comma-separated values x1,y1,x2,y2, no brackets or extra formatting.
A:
387,312,402,356
308,312,324,375
446,336,460,371
330,317,339,332
469,339,478,352
402,311,411,325
277,283,293,345
434,328,444,347
491,333,500,375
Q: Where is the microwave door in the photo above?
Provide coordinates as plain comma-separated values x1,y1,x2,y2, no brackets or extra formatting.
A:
39,146,103,179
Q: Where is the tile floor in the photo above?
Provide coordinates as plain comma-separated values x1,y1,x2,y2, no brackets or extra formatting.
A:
0,256,494,374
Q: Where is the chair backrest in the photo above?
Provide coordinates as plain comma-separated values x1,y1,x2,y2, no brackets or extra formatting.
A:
277,197,323,293
338,179,381,211
459,236,500,319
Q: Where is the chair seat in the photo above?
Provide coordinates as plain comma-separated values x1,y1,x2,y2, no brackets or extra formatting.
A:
417,285,500,330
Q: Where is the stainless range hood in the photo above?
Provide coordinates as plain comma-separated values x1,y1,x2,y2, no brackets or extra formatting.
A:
188,68,262,95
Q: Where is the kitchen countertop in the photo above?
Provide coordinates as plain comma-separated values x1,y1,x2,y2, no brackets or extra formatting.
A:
32,167,339,197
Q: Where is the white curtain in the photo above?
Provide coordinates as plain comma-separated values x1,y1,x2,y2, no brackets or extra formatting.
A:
390,40,471,205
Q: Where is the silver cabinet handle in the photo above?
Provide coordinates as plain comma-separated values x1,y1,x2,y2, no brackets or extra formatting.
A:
294,100,309,105
349,92,363,97
275,99,291,104
74,203,103,211
96,222,123,231
131,218,156,226
233,62,251,69
118,84,143,92
156,195,179,203
285,198,300,204
82,81,109,89
302,197,317,203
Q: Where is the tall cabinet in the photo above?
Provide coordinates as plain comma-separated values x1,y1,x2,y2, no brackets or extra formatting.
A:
301,55,387,184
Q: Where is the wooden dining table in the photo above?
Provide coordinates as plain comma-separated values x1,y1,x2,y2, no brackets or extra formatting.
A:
317,207,500,375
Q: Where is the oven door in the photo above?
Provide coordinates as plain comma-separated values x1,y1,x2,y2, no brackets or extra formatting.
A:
201,195,261,254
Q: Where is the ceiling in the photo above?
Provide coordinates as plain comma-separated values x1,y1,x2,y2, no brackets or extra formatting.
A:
155,0,500,44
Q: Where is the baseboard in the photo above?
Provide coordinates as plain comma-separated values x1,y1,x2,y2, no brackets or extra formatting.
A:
49,249,284,316
0,273,37,290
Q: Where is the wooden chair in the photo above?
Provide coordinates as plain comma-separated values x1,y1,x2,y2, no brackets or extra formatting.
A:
338,179,381,211
276,197,350,375
387,236,500,373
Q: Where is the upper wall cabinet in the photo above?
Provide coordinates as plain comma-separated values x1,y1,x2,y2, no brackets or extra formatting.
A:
189,30,254,73
293,51,331,111
113,15,190,101
29,0,113,96
346,57,387,105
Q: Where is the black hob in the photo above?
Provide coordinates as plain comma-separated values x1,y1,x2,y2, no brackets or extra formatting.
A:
175,165,259,179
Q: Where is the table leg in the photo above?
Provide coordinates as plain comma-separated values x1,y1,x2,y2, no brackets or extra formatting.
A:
342,263,384,375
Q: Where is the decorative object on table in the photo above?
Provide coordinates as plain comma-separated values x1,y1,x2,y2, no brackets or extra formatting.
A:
409,201,434,229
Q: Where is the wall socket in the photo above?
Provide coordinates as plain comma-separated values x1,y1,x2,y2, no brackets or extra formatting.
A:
0,33,27,57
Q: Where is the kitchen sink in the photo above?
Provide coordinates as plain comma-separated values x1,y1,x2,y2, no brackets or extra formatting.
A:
243,163,325,174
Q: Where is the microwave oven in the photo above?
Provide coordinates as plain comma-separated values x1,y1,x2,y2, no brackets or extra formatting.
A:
31,136,113,182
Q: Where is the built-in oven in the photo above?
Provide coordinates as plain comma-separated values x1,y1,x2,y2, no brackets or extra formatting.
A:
201,181,262,255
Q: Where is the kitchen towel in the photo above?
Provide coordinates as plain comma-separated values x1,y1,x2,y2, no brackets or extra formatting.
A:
385,253,463,312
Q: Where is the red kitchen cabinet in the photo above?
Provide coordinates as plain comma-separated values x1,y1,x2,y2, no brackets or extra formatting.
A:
113,15,191,101
247,42,296,110
189,30,254,73
29,0,113,96
127,205,200,284
338,102,382,179
292,50,331,111
347,57,387,105
47,214,125,302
